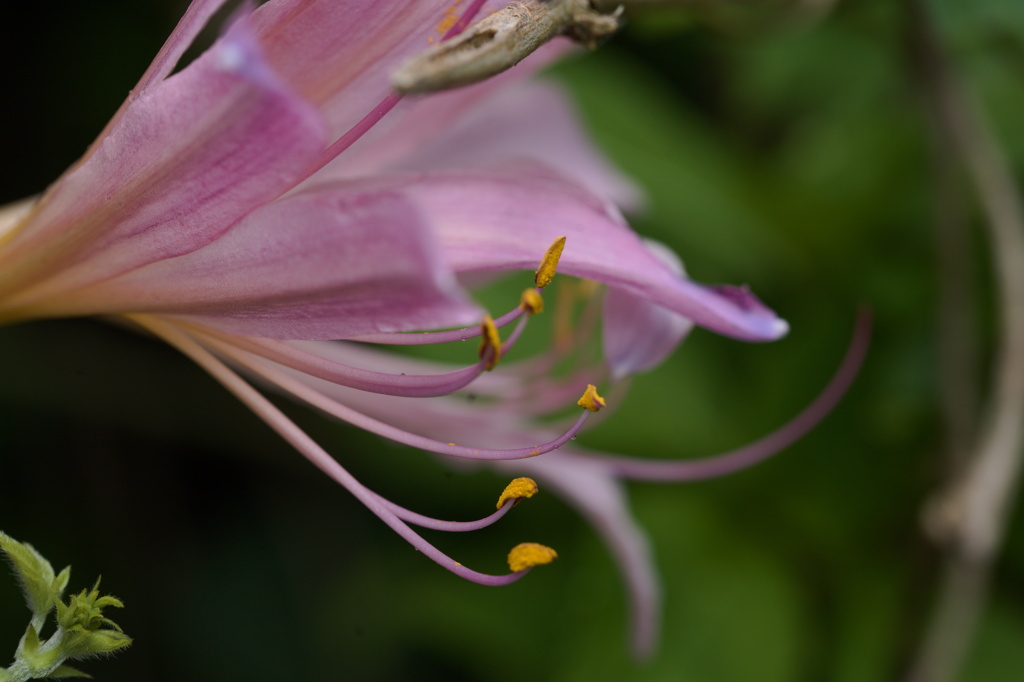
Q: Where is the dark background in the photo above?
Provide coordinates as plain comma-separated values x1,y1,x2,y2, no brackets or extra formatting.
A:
2,0,1023,680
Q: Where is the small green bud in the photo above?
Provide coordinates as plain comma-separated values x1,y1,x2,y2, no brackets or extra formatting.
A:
55,580,131,660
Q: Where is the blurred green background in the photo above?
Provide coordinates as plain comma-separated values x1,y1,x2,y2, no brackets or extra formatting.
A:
2,0,1023,680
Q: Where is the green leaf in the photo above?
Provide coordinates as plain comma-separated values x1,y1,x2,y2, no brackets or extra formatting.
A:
61,630,132,660
0,532,62,623
20,625,62,674
20,624,40,657
53,568,70,600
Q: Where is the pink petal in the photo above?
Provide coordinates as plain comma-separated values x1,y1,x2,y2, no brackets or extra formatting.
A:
0,197,36,244
603,240,693,378
337,77,643,212
2,16,326,308
332,166,788,341
83,0,233,149
135,0,233,94
76,185,481,339
249,0,507,139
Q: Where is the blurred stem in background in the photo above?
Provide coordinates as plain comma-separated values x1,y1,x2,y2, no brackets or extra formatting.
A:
904,0,1024,680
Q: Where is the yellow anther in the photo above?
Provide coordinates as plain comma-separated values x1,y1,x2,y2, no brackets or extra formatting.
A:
496,477,539,510
520,288,544,315
478,315,502,371
534,236,566,288
577,384,606,412
507,543,558,572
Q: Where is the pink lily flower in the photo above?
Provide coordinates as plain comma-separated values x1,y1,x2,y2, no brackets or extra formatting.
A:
0,0,838,656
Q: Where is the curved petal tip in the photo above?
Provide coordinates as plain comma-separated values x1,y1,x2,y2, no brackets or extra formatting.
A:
706,284,789,341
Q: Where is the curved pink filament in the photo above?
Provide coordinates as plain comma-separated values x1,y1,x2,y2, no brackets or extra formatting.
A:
595,310,872,480
183,314,529,398
188,330,594,461
350,294,532,345
131,314,531,586
382,497,516,532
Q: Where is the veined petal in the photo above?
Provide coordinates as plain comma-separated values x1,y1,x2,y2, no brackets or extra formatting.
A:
0,16,327,311
336,77,643,212
604,240,693,379
249,0,506,139
70,186,481,339
135,0,234,94
81,0,234,150
331,166,788,341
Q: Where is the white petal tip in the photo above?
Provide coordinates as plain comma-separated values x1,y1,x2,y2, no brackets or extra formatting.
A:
772,318,790,338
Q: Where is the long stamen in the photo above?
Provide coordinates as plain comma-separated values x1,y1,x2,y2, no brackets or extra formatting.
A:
594,310,872,480
384,499,514,532
187,330,602,461
129,314,541,586
384,478,538,531
350,291,533,345
353,236,566,346
182,312,530,398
